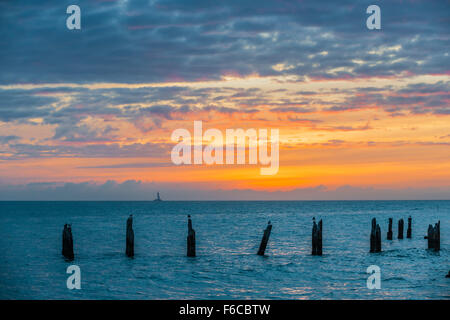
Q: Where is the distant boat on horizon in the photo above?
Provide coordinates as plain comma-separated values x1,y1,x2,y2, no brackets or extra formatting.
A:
154,192,162,202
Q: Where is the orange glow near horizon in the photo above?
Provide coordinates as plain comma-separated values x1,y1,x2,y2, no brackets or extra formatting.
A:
1,74,449,192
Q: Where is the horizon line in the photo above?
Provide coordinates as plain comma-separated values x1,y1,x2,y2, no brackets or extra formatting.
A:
1,199,449,202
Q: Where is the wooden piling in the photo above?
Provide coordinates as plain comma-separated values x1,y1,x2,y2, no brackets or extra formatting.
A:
317,219,323,256
387,218,393,240
312,218,323,256
427,224,434,249
312,218,318,255
376,224,381,252
398,218,404,239
427,221,440,251
370,218,381,253
62,224,74,260
370,218,376,252
126,214,134,257
406,216,412,239
434,221,440,251
257,221,272,256
187,215,196,257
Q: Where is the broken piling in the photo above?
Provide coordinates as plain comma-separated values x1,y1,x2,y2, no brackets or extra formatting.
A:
62,224,74,260
187,215,196,257
257,221,272,256
407,216,412,239
370,218,381,253
398,218,404,239
387,218,393,240
427,221,440,251
126,214,134,257
312,218,323,256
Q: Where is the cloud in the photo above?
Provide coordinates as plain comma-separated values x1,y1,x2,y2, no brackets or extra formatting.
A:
324,81,450,115
1,142,171,160
0,76,447,161
317,122,372,132
0,89,58,122
0,135,20,144
270,106,315,113
77,162,176,169
0,0,449,84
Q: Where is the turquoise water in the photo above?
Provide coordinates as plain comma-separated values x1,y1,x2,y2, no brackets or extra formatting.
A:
0,201,448,299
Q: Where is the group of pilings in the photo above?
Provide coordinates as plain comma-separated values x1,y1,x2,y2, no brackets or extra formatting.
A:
426,221,440,251
62,215,441,260
372,216,440,253
386,216,412,241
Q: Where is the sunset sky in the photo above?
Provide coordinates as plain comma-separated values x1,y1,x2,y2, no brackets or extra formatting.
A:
0,0,449,200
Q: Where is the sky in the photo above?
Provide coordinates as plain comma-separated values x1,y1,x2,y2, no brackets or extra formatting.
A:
0,0,449,200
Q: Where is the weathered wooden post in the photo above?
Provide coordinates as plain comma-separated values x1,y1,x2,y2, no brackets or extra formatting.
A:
62,224,74,260
427,224,434,249
312,217,318,255
407,216,412,239
427,221,440,251
434,221,440,251
311,218,323,256
387,218,393,240
317,219,323,256
376,224,381,252
257,221,272,256
187,215,196,257
398,218,404,239
126,214,134,257
370,218,381,253
370,218,376,253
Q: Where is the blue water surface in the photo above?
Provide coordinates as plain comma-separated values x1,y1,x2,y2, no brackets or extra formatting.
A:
0,201,448,299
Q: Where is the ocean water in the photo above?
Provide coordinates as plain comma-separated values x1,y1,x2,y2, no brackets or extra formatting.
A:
0,201,448,300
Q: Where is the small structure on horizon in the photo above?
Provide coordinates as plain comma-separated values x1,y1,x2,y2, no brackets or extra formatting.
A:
257,221,272,256
154,192,162,202
126,214,134,257
187,215,196,257
312,217,323,256
370,218,381,253
62,224,74,260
